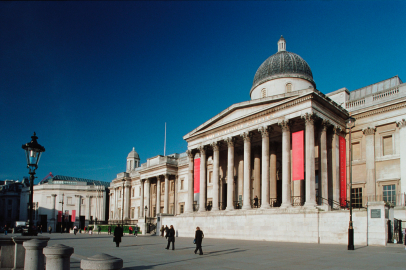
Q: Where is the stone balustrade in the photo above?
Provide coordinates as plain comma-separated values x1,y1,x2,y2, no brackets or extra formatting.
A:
23,239,48,270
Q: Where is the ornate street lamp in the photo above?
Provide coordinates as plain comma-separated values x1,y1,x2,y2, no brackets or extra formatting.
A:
346,116,356,250
22,132,45,236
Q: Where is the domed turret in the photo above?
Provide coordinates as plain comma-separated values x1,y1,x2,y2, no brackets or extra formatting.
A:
250,36,316,100
126,147,140,172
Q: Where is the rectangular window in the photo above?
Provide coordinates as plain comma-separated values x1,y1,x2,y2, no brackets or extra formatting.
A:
162,185,165,193
180,179,184,190
352,142,361,160
351,188,363,208
67,197,72,204
171,182,174,191
81,198,84,205
137,207,140,218
119,189,122,198
153,185,156,193
383,136,393,156
46,196,51,204
139,187,141,196
180,203,184,214
153,207,156,217
132,188,134,197
170,204,174,214
383,184,396,205
209,171,213,183
131,208,135,219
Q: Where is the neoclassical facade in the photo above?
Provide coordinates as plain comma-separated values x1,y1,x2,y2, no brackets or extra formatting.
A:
109,37,405,243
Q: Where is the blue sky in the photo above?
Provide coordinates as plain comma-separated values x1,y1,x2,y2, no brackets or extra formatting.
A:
1,1,405,183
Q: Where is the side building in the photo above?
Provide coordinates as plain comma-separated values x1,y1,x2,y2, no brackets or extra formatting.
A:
20,175,110,232
0,179,28,229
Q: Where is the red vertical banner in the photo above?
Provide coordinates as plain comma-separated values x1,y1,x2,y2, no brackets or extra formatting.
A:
292,130,304,181
71,210,76,222
194,158,200,193
57,211,62,222
339,136,347,207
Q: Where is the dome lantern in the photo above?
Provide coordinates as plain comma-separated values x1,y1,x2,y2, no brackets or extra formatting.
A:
278,35,286,52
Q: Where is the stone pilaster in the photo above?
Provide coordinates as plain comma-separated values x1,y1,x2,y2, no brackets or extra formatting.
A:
397,119,406,198
124,180,130,220
185,150,194,213
156,176,161,215
259,126,271,209
241,132,252,209
211,142,220,211
279,120,291,208
225,137,235,211
332,127,341,203
363,127,376,199
198,146,207,212
303,113,316,207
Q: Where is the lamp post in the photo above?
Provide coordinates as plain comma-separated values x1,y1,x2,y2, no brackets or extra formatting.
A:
59,193,64,233
144,206,148,233
22,132,45,236
346,116,356,250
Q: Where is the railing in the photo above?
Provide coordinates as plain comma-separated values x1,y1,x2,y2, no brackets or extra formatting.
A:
346,98,365,109
350,194,406,208
291,196,305,206
108,220,139,225
316,196,343,210
373,87,399,101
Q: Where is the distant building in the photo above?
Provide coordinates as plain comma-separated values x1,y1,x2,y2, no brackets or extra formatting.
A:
20,175,110,232
0,179,27,228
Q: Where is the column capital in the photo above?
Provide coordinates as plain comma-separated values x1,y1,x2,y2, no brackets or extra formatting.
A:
397,119,406,129
164,174,170,179
75,195,81,198
302,113,315,125
333,126,342,135
321,119,330,131
86,195,92,198
145,178,150,183
225,137,235,147
258,126,272,137
241,131,252,142
211,141,220,151
51,194,57,197
186,149,195,159
198,145,206,155
278,120,291,132
156,175,161,181
363,127,376,136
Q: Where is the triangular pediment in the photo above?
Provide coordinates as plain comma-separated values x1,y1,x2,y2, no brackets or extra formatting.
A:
184,94,298,140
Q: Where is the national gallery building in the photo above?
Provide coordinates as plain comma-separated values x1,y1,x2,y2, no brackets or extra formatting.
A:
109,37,406,245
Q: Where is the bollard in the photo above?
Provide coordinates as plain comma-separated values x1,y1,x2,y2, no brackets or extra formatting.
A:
12,236,50,270
0,236,15,269
22,239,48,270
43,244,74,270
80,253,123,270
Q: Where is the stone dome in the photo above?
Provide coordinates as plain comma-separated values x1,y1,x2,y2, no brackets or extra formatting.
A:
251,36,315,93
127,147,139,159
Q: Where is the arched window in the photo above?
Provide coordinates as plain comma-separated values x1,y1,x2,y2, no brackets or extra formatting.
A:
261,88,266,98
286,83,292,93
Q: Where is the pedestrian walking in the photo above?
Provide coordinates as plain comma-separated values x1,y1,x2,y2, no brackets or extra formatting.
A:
254,195,259,208
160,225,164,237
108,226,111,235
73,225,78,235
194,227,204,255
134,226,138,237
48,226,52,234
114,225,123,247
164,225,169,238
98,226,101,234
84,226,87,233
129,226,133,235
165,225,175,250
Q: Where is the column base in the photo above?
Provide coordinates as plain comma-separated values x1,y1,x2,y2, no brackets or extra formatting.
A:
242,205,251,210
280,202,292,208
211,208,219,211
225,207,234,211
260,204,271,209
304,202,317,208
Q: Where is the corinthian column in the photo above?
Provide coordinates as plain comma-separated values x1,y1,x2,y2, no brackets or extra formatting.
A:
332,127,341,203
124,181,130,219
145,178,150,217
156,176,161,215
320,120,329,205
226,137,235,211
303,113,316,208
279,120,291,208
241,132,252,209
259,126,270,209
186,150,194,213
164,174,169,214
198,146,207,212
140,180,144,217
211,142,220,211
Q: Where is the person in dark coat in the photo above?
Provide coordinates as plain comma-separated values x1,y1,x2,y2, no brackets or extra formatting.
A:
108,226,111,235
194,227,204,255
164,225,169,239
165,225,175,250
114,225,123,247
254,195,259,208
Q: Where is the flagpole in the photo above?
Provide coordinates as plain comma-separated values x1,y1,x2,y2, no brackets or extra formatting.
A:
164,122,166,156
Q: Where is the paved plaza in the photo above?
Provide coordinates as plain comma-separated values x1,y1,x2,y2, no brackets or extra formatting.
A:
36,233,406,269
